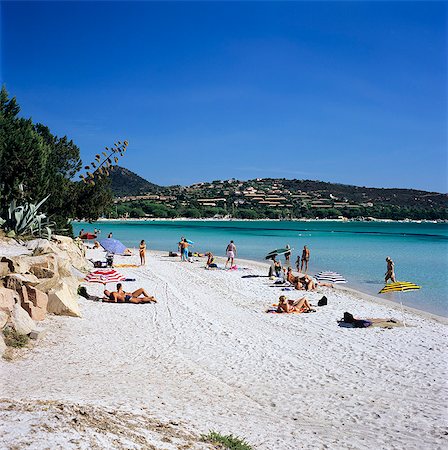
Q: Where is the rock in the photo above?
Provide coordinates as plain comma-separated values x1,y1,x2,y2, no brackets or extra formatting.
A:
3,273,39,291
1,256,31,274
53,234,91,273
0,262,10,277
0,310,8,329
27,254,59,276
34,275,61,294
35,273,79,294
0,333,6,356
57,258,73,278
47,282,81,317
26,238,60,256
11,302,35,335
29,266,55,279
29,328,47,340
19,286,48,321
0,287,17,313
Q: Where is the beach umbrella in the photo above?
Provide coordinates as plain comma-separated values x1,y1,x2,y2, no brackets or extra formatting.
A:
265,248,292,260
85,269,126,284
378,281,421,294
99,238,127,255
315,271,347,284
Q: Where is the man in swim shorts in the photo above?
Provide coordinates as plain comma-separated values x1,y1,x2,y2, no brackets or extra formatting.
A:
103,283,157,303
225,240,237,269
300,245,310,273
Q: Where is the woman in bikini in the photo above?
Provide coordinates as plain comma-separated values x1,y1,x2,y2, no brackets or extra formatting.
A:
277,295,315,313
139,240,146,266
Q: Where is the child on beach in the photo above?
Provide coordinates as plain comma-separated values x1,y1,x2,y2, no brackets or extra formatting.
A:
205,252,218,269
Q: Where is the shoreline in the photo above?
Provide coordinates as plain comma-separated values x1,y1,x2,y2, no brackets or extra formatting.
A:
76,217,447,224
154,251,448,323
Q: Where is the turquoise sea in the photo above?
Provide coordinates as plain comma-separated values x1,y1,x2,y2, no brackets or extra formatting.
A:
73,220,448,317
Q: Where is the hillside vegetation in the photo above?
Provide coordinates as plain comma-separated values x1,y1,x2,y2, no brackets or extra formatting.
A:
109,167,447,220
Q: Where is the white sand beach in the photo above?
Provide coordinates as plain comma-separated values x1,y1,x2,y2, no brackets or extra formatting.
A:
1,248,447,449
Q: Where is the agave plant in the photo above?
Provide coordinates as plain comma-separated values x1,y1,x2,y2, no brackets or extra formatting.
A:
0,195,55,239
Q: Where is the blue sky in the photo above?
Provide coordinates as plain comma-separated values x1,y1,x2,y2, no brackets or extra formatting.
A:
1,1,446,192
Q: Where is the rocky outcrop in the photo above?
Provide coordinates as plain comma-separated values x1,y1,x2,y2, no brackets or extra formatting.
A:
0,235,91,330
28,235,91,274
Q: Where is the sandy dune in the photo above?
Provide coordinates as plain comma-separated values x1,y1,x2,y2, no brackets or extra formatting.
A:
1,249,447,449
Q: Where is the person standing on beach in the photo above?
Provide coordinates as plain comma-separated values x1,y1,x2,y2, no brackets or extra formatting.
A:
284,244,291,265
385,257,396,283
108,232,113,238
178,238,190,262
139,240,147,266
300,245,310,273
295,255,300,272
225,240,237,268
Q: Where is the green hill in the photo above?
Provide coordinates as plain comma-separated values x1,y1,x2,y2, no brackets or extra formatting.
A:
109,166,163,197
108,167,447,220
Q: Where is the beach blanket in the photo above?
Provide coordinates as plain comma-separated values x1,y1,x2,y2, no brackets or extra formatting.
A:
266,308,301,314
266,303,312,314
338,318,404,328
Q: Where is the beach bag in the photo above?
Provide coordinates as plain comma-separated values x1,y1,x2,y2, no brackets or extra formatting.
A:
343,312,354,323
318,296,328,306
77,286,89,299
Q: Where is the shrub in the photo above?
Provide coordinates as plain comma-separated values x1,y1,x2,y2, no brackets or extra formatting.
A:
3,328,29,348
200,431,253,450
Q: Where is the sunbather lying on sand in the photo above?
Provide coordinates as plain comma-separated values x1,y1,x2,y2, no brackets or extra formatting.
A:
103,283,157,303
277,295,315,313
287,269,333,291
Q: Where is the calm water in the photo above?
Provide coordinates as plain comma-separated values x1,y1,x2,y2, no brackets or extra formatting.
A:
74,220,448,316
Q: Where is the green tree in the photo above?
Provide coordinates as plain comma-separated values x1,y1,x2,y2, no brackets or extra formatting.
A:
0,86,119,232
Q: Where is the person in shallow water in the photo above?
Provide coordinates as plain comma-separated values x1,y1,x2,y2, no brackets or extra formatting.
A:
385,256,396,283
300,245,310,273
103,283,157,303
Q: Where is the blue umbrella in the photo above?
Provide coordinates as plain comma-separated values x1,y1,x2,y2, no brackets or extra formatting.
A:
99,238,127,255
